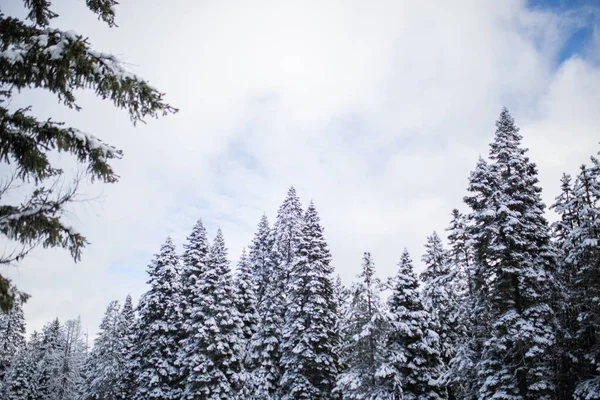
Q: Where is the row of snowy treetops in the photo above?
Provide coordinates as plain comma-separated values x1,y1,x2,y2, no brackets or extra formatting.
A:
1,107,599,399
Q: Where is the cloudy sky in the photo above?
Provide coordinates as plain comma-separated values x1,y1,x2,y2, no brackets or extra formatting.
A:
3,0,600,337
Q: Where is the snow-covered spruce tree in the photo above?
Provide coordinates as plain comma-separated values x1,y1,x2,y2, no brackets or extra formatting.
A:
119,294,137,400
333,275,351,376
32,317,86,400
235,248,259,344
384,249,446,400
36,318,64,400
249,214,274,306
79,300,126,400
335,252,390,400
563,155,600,399
280,201,338,399
246,187,305,398
550,174,581,399
182,229,244,399
420,232,463,399
234,248,260,398
273,187,304,284
0,292,26,387
177,219,211,389
57,317,87,399
464,108,558,399
0,0,176,310
132,237,183,400
246,244,285,399
443,209,477,400
4,331,43,400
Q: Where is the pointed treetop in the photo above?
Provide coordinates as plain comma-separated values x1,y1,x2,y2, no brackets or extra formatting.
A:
490,107,525,163
360,252,375,285
182,219,210,268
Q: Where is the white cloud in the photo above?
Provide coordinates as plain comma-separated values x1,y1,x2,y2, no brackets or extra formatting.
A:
3,0,600,337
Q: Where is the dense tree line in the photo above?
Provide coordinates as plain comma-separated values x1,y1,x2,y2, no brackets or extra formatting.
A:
2,108,600,399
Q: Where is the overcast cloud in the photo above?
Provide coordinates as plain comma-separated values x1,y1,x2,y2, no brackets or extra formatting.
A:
2,0,600,338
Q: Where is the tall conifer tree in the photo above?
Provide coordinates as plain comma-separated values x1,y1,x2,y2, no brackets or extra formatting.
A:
280,202,338,399
464,108,558,399
182,229,244,399
132,237,183,400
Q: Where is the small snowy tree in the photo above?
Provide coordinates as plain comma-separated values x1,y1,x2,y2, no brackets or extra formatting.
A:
280,202,338,399
385,249,446,400
235,248,259,344
248,214,273,306
79,301,126,400
131,237,183,400
246,245,285,399
3,331,43,400
443,209,477,400
119,294,136,400
234,248,260,398
0,292,26,386
335,252,390,400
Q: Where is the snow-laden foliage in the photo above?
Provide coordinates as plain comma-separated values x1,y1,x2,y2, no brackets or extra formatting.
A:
234,248,260,398
464,108,558,400
235,248,260,344
3,331,43,400
335,252,391,400
177,219,211,389
0,0,176,310
280,202,338,399
181,229,244,399
0,293,26,387
4,118,600,399
78,300,132,400
248,214,273,306
131,238,183,400
385,249,446,400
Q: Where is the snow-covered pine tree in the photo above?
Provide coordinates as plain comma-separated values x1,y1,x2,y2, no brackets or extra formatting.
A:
31,317,86,400
385,249,446,400
335,252,390,400
464,108,558,399
79,300,125,400
280,201,338,399
119,294,137,400
420,232,464,399
182,228,244,399
550,174,581,400
234,248,260,399
235,248,259,344
132,237,183,400
333,275,351,376
248,214,273,306
0,292,26,387
562,155,600,399
246,244,286,399
36,318,64,400
178,219,211,389
273,187,304,284
246,187,304,398
3,331,43,400
58,317,87,399
444,209,477,400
